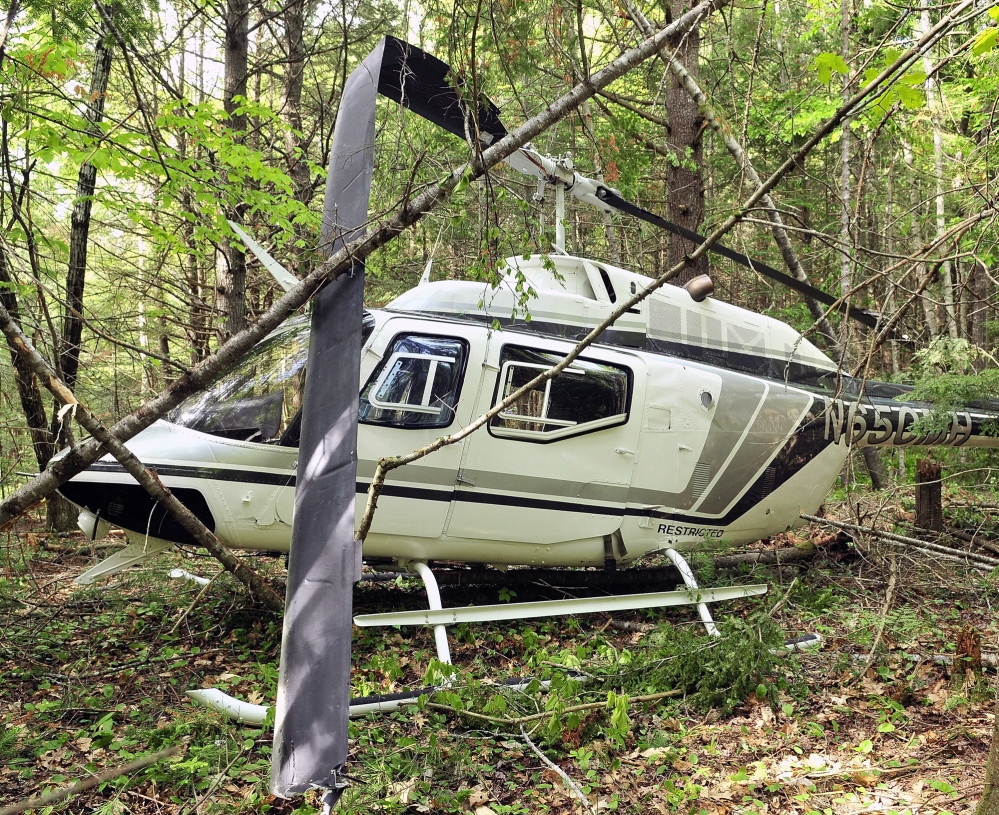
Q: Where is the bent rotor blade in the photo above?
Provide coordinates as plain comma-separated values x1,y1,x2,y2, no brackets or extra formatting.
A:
271,36,506,801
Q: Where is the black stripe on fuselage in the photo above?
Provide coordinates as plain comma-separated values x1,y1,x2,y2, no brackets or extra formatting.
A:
83,461,297,487
74,462,627,518
72,460,769,530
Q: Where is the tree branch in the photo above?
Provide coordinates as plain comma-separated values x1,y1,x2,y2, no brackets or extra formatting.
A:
0,298,286,610
0,747,182,815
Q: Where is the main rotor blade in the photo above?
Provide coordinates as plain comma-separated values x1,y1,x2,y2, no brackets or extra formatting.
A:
272,35,508,802
594,187,890,334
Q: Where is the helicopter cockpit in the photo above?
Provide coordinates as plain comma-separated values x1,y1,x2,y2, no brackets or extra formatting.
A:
167,316,311,444
166,313,372,446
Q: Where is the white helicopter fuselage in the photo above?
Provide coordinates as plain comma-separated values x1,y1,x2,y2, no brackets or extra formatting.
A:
65,254,993,583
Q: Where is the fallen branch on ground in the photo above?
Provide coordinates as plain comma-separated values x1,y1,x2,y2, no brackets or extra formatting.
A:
519,724,597,815
426,689,682,727
0,746,182,815
801,514,999,572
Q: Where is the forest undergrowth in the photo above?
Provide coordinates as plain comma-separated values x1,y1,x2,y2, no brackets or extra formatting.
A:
2,487,998,815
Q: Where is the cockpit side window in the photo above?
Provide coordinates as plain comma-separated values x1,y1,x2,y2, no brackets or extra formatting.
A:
489,346,631,442
359,334,468,429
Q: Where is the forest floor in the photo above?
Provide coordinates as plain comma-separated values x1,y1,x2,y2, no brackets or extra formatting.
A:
1,487,998,815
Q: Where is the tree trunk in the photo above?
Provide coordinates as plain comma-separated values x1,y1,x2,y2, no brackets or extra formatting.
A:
915,458,943,532
216,0,249,343
838,0,853,360
920,0,958,339
862,447,890,490
663,0,706,285
0,245,53,471
61,6,114,392
969,259,989,367
977,693,999,814
902,138,938,338
47,8,114,531
281,0,310,205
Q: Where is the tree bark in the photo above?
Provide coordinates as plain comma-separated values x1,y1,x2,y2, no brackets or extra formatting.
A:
921,0,958,340
969,259,989,364
838,0,853,357
663,0,707,285
977,694,999,814
0,244,53,470
61,5,114,392
281,0,310,205
862,447,890,490
915,458,943,532
216,0,249,343
45,6,115,531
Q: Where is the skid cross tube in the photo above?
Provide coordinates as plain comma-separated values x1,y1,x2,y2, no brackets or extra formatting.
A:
663,548,720,636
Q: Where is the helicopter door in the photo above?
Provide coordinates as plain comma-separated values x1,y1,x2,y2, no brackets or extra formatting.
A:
354,327,475,541
445,340,640,554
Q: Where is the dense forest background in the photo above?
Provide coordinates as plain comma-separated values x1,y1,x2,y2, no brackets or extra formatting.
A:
1,0,998,506
4,3,999,813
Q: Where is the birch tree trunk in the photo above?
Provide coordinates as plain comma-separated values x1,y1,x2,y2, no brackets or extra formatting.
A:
903,138,939,337
921,0,958,339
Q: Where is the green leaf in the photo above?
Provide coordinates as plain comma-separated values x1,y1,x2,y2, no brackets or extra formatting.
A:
928,779,957,794
973,28,999,56
896,84,925,110
990,6,999,21
813,53,849,83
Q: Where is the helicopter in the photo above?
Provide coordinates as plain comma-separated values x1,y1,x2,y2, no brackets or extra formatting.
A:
62,242,997,585
61,161,998,588
52,32,999,800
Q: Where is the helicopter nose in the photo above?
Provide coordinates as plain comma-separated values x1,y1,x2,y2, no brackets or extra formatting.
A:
58,421,217,546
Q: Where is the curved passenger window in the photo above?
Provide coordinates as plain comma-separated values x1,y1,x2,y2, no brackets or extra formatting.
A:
360,334,468,429
490,346,631,441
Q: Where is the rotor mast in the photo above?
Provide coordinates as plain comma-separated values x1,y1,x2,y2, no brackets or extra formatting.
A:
508,147,615,255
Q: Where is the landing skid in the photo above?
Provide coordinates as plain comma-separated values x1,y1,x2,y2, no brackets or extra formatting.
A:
189,550,818,725
355,549,765,664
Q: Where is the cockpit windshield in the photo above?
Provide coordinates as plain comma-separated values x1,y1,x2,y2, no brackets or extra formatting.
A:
168,316,311,444
168,313,376,444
